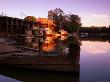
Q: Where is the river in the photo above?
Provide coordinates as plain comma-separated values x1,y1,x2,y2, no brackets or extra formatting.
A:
0,36,110,82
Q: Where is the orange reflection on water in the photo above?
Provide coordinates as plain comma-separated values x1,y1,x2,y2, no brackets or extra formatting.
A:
60,30,68,35
43,36,56,52
42,36,69,52
43,43,56,52
60,36,68,40
44,37,54,43
25,35,69,52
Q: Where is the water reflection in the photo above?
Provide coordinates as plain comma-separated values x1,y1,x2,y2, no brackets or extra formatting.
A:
80,36,110,43
0,36,80,82
0,66,79,82
80,39,110,82
4,35,110,82
16,36,80,54
15,36,80,71
0,75,21,82
81,41,110,55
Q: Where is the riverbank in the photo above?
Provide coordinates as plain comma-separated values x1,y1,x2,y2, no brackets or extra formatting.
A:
0,38,19,54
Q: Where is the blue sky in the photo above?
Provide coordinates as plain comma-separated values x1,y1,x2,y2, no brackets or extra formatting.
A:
0,0,110,26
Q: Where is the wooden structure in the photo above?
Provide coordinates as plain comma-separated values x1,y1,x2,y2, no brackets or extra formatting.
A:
0,16,37,36
0,16,56,37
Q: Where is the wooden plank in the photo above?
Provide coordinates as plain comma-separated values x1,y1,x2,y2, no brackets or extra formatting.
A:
17,46,39,52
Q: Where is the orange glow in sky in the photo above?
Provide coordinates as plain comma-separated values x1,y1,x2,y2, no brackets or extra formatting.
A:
81,14,110,27
0,0,110,27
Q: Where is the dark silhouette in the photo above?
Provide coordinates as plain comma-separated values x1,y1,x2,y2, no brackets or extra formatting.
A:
79,26,110,34
48,8,65,32
38,37,43,54
62,14,81,34
48,8,82,34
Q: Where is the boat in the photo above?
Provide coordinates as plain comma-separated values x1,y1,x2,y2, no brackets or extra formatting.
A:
0,52,79,72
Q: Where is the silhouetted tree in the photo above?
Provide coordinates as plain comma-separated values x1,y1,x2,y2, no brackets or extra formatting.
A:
62,14,82,34
79,26,110,33
24,16,36,22
48,8,82,34
109,25,110,28
48,8,65,32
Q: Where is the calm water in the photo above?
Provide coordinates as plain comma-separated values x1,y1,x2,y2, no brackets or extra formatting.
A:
0,36,110,82
80,40,110,82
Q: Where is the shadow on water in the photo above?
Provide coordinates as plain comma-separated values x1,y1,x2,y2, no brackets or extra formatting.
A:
0,36,80,82
0,66,79,82
80,35,110,43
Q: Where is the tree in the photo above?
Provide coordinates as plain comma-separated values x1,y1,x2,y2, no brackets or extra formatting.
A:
109,25,110,28
48,8,82,34
48,8,65,32
24,16,36,22
62,14,82,34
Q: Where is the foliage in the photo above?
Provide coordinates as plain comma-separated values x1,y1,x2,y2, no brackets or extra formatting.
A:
48,8,65,32
62,14,82,33
48,8,82,33
79,26,110,33
24,16,36,22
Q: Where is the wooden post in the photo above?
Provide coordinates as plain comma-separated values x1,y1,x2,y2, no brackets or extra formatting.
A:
21,19,23,35
68,43,80,64
6,17,8,33
0,16,2,33
28,21,30,30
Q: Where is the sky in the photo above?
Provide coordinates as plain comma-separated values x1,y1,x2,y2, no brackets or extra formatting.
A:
0,0,110,26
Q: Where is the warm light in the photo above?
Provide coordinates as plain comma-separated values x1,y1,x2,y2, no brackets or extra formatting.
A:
45,37,53,43
42,36,56,52
60,30,68,35
55,34,61,37
43,44,55,52
60,36,68,40
45,29,53,35
36,18,55,35
82,14,110,27
36,18,55,26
